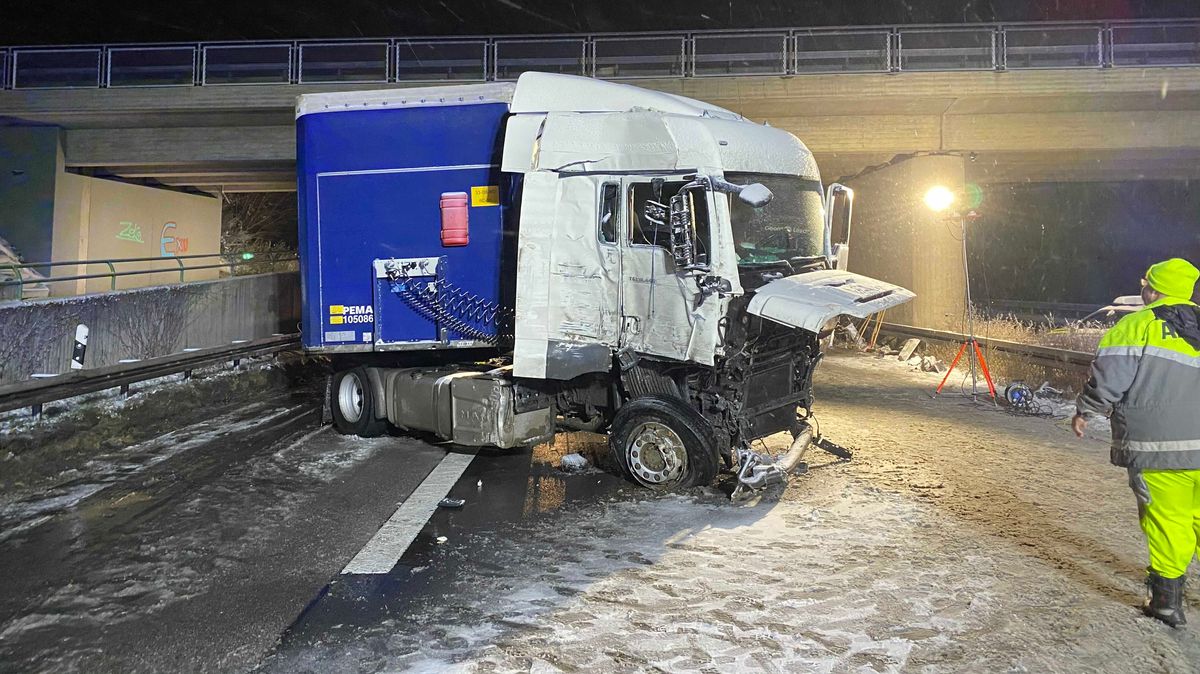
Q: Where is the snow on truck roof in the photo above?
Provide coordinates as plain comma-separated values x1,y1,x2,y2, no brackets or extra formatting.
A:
296,72,818,179
294,72,739,119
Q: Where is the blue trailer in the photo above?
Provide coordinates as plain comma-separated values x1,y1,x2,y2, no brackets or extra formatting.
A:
298,97,512,352
296,73,913,492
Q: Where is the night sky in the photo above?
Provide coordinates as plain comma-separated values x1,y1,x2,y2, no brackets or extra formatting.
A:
2,0,1198,45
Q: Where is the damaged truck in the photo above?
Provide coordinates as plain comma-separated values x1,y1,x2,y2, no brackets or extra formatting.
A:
297,72,913,492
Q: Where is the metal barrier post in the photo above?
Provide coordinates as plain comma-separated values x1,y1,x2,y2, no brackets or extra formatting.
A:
3,264,22,298
1101,25,1114,67
889,29,901,72
105,261,117,290
175,257,186,283
994,27,1007,70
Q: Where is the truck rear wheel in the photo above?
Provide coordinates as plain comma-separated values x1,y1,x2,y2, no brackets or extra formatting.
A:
609,395,719,490
331,367,388,437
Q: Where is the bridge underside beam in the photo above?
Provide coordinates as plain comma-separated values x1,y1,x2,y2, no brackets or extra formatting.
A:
4,69,1199,191
79,162,297,193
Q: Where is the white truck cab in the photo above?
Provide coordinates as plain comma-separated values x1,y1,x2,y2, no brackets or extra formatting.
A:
297,73,913,493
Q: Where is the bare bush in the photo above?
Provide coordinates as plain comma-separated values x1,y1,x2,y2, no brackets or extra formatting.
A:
221,193,298,275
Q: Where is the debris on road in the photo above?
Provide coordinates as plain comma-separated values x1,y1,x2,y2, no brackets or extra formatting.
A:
560,453,590,472
898,337,922,361
921,356,947,373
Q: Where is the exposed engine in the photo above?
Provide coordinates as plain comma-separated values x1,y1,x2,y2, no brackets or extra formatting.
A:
686,293,822,465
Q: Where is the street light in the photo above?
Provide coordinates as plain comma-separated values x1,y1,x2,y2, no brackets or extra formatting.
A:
923,185,955,212
924,186,996,402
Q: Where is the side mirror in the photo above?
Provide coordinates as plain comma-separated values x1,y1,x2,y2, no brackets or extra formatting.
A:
824,183,854,268
737,182,773,208
826,184,853,245
706,175,774,208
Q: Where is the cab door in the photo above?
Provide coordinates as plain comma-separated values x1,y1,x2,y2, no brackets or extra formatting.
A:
512,171,624,380
618,176,725,365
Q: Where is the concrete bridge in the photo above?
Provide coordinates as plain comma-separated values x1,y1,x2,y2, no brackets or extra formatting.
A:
2,20,1199,327
3,66,1200,192
0,20,1198,191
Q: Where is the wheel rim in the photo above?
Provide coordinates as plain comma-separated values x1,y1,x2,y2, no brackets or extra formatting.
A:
626,421,688,487
337,372,365,424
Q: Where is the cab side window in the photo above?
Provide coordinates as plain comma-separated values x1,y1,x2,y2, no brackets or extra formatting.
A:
599,183,619,244
628,181,683,248
627,181,712,266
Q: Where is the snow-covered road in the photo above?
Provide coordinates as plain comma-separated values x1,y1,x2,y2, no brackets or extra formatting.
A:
266,352,1200,673
2,352,1197,673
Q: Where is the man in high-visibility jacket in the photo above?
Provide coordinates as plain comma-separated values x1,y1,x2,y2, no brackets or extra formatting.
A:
1073,257,1200,627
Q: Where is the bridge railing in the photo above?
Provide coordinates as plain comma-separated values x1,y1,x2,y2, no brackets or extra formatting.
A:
1,252,298,301
2,19,1199,90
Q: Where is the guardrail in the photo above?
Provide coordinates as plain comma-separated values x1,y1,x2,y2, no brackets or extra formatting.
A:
0,251,298,298
0,333,299,416
878,322,1094,372
979,299,1102,322
0,19,1197,90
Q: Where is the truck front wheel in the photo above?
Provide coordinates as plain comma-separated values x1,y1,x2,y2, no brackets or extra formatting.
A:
609,395,719,490
330,367,388,437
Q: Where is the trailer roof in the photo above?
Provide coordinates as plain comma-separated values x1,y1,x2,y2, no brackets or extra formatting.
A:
295,73,740,120
296,82,516,118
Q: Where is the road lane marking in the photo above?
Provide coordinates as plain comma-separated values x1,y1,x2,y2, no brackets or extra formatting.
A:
341,451,476,575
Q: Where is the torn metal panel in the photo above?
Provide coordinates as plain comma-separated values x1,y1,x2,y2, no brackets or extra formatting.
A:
534,112,682,173
531,113,814,179
544,340,613,381
617,176,730,366
513,172,622,380
504,110,820,184
500,113,546,174
746,269,916,333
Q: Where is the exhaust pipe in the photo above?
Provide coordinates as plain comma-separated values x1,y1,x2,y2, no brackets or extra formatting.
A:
775,425,814,474
733,424,815,494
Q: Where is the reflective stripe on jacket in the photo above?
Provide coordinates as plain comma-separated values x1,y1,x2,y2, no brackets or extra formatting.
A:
1077,296,1200,469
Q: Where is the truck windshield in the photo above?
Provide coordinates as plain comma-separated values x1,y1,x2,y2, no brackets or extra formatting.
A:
725,172,825,264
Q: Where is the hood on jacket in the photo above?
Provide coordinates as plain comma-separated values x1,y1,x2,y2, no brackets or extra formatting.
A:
1152,304,1200,351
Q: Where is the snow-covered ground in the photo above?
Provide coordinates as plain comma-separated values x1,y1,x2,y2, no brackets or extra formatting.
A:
4,349,1195,673
268,351,1197,674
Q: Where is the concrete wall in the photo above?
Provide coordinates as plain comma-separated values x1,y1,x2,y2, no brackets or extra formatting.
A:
846,155,967,330
50,174,222,295
0,126,60,273
1,123,222,297
0,271,300,384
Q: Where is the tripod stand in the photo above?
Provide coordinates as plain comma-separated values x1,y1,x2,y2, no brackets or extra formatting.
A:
933,210,997,401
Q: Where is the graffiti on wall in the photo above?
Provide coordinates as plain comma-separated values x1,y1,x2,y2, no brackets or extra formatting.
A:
113,220,190,256
116,222,144,243
160,222,190,256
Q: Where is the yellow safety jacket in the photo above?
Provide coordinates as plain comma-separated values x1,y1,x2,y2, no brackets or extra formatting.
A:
1077,296,1200,469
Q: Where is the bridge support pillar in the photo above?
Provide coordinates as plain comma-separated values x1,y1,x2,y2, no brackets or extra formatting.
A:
844,155,968,331
0,126,62,277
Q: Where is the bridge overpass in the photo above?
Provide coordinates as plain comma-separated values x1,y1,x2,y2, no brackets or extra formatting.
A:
1,20,1199,192
3,20,1199,328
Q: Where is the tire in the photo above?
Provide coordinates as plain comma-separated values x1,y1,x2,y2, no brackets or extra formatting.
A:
608,394,719,490
330,367,388,437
